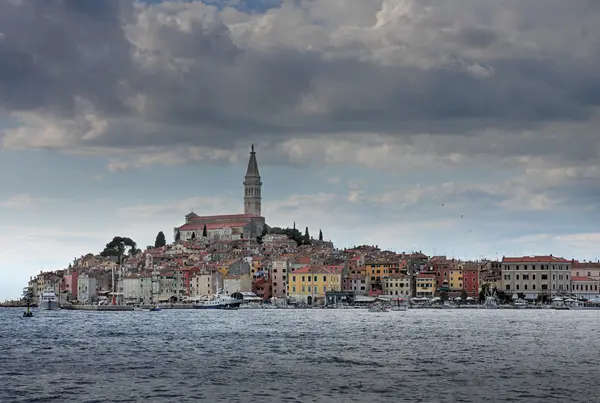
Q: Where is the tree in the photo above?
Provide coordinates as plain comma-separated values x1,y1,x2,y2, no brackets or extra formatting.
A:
154,231,166,248
261,226,268,237
100,236,139,259
460,290,468,302
269,226,303,246
319,229,323,241
440,290,449,303
303,227,311,245
202,224,207,237
175,230,181,242
191,232,196,240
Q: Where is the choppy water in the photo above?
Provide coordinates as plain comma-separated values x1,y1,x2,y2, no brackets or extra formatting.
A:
1,308,599,402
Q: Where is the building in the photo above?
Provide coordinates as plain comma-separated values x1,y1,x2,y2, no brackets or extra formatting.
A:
501,255,571,298
270,260,290,299
174,146,266,241
416,272,436,298
77,274,97,304
572,261,600,280
223,274,252,295
287,266,343,304
123,276,142,304
382,274,411,296
462,264,479,297
571,277,599,300
190,271,221,299
365,260,401,291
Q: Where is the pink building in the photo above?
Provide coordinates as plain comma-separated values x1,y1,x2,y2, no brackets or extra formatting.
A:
62,272,79,301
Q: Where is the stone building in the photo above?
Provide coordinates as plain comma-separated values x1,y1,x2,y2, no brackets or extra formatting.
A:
174,145,266,241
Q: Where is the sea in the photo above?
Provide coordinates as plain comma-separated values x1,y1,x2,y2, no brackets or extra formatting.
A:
1,308,599,403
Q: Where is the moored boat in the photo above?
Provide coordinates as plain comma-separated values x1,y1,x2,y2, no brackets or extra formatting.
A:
193,291,243,310
39,287,59,310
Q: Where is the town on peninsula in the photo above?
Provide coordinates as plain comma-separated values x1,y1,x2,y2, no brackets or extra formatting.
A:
6,146,600,311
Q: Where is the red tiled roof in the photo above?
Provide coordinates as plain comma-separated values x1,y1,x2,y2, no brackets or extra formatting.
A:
572,261,600,268
417,273,436,278
294,265,341,274
571,276,598,282
187,213,258,220
178,221,250,231
502,256,569,263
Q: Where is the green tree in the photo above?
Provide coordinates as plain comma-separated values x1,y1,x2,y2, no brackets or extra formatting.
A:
319,229,323,241
261,226,268,237
303,227,311,245
460,290,468,302
100,236,139,259
175,230,181,242
202,224,207,237
191,232,196,240
154,231,166,248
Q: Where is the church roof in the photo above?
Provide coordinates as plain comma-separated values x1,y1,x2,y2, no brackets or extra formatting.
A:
178,221,251,231
245,144,260,178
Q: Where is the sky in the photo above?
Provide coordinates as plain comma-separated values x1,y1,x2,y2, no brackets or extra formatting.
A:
1,0,600,299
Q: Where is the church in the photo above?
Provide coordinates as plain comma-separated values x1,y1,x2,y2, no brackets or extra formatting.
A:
174,145,266,242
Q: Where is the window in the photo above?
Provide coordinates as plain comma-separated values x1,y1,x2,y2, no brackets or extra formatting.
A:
522,274,529,280
542,274,548,280
323,276,327,282
541,284,548,290
314,276,317,282
307,286,311,292
516,275,520,280
302,276,305,282
301,286,305,292
505,285,510,290
292,286,296,292
323,286,326,292
292,276,296,282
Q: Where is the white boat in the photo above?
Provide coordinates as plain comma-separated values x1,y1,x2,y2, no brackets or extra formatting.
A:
193,290,243,310
513,299,528,309
552,297,569,310
368,304,388,312
39,288,59,310
483,296,499,309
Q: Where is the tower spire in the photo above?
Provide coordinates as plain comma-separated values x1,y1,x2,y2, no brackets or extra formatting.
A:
243,144,262,216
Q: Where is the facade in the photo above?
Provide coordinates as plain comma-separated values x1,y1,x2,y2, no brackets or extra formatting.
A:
190,271,220,298
462,265,479,297
77,274,97,304
270,260,290,299
174,146,265,241
223,274,252,294
501,256,571,298
572,262,600,280
365,260,401,291
382,274,411,296
416,272,436,297
287,266,343,304
571,277,599,300
123,276,142,304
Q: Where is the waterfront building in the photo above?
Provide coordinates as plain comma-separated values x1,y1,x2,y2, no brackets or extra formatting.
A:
173,146,266,241
365,260,401,292
501,255,571,299
479,260,502,290
77,274,97,304
223,274,252,294
123,276,142,304
190,271,220,299
416,272,436,298
287,266,343,304
571,277,599,300
382,274,411,296
462,264,479,297
345,274,370,294
270,260,290,299
572,261,600,280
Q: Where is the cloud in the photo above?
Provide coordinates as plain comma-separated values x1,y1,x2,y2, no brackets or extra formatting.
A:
0,0,599,168
1,194,36,208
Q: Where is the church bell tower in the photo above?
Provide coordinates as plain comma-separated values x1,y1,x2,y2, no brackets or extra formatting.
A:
243,144,262,216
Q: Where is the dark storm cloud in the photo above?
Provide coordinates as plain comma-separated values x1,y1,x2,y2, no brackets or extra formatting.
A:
1,0,600,153
0,0,133,117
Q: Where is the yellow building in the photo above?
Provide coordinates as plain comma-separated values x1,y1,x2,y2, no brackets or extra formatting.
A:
365,260,401,291
449,267,464,290
287,266,342,305
382,274,411,296
416,273,436,297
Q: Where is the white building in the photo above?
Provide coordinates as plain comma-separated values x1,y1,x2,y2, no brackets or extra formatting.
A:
223,275,252,295
123,277,142,304
571,277,599,300
77,274,97,304
501,255,571,298
190,271,220,299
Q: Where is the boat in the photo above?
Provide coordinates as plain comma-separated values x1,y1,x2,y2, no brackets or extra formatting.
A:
149,305,161,312
513,299,528,309
38,287,59,310
193,290,243,310
368,304,388,312
391,297,408,311
552,297,569,310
